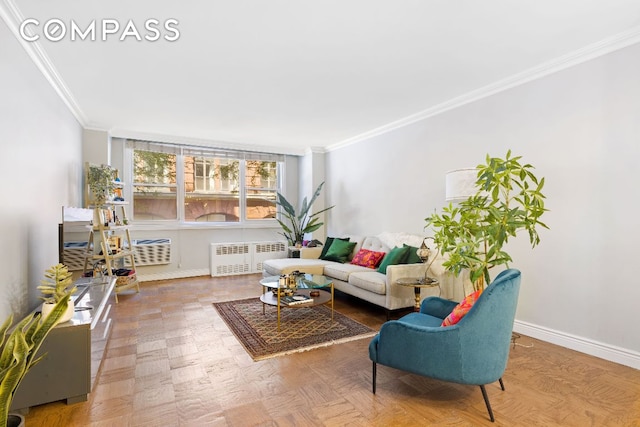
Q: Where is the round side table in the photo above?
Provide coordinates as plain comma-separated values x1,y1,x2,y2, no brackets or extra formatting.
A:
396,277,440,312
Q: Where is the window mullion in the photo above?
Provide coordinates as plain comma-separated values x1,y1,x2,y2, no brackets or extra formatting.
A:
176,151,185,222
239,159,247,222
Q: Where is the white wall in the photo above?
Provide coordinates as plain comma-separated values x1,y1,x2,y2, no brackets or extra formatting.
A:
325,42,640,367
0,20,83,319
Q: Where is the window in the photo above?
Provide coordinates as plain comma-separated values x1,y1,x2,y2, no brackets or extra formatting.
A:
126,140,283,224
132,149,177,220
246,160,277,220
184,155,241,222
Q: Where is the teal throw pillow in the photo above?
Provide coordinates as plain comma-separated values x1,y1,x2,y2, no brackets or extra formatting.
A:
322,239,357,263
403,244,422,264
319,237,349,259
377,246,411,274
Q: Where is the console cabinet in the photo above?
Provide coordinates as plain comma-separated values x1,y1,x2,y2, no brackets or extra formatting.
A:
11,277,115,411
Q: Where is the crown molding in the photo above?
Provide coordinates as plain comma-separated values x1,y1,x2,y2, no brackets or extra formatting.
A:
0,0,88,126
108,129,307,156
327,25,640,153
305,146,327,155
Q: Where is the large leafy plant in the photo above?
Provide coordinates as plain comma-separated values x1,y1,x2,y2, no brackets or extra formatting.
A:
0,294,71,426
426,150,548,292
276,182,335,246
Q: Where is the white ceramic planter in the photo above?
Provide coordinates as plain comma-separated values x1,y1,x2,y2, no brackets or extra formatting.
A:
41,299,75,323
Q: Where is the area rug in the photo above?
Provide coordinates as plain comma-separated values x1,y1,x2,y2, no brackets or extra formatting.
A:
213,297,377,361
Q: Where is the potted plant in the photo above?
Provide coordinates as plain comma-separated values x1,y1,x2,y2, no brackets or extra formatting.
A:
425,150,548,293
0,293,72,427
37,264,77,323
87,164,116,206
275,182,335,247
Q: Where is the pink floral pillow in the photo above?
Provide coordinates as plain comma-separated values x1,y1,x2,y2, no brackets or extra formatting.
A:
350,249,386,269
441,290,481,326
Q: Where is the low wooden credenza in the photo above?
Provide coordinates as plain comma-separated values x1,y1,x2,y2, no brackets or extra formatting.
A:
11,276,115,411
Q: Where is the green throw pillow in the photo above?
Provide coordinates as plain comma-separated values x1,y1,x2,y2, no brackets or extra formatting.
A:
319,237,349,259
403,244,422,264
322,239,357,263
377,246,411,274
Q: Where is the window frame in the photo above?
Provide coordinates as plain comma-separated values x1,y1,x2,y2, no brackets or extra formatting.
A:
124,140,283,227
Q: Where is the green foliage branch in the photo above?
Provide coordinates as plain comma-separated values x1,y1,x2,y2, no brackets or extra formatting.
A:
425,150,548,291
87,164,116,205
276,182,335,245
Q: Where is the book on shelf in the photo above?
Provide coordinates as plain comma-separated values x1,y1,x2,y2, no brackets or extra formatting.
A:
280,294,314,306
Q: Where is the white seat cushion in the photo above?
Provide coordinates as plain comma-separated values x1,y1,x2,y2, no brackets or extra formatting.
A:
348,271,387,295
322,263,371,282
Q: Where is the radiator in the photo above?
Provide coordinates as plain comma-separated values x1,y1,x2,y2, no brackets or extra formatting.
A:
252,241,287,272
210,241,287,277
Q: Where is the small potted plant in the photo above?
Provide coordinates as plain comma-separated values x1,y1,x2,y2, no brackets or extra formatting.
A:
87,164,116,206
0,292,71,427
37,264,77,323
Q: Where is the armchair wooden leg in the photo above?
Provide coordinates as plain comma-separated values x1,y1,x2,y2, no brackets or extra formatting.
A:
372,362,377,394
498,377,505,391
479,385,495,422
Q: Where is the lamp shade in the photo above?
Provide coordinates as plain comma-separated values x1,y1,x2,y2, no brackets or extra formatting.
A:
445,168,478,202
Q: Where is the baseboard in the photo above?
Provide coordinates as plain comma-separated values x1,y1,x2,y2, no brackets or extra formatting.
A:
137,268,210,282
513,320,640,370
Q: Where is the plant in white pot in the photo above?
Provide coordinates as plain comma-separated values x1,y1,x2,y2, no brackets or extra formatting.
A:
37,264,77,323
0,293,72,427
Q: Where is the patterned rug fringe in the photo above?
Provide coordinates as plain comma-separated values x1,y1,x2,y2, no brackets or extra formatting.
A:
213,297,376,361
255,331,378,361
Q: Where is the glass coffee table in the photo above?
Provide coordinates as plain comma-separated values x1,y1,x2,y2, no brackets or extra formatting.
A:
260,274,334,331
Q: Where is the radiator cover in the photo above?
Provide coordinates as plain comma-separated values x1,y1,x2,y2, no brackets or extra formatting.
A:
210,241,287,276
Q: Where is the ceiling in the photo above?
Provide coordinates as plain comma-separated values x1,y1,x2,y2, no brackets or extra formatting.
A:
4,1,640,154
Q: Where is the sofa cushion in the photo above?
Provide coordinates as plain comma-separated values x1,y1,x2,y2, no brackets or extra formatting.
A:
350,249,386,269
319,236,349,259
377,232,424,249
321,239,357,263
349,271,387,295
262,258,328,276
323,263,370,282
403,244,423,264
359,236,391,254
377,246,410,274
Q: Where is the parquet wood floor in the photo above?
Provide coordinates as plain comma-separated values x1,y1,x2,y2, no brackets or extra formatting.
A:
24,274,640,426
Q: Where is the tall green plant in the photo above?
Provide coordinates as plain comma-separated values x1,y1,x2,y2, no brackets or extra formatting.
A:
426,150,548,291
276,182,335,245
0,295,71,426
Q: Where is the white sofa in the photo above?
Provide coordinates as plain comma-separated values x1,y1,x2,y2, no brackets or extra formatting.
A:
263,233,447,317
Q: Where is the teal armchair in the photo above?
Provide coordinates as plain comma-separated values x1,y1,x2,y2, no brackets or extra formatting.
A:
368,269,521,422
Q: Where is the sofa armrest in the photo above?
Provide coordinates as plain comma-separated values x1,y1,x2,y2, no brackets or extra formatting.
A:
300,247,322,259
385,263,428,285
381,263,430,310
